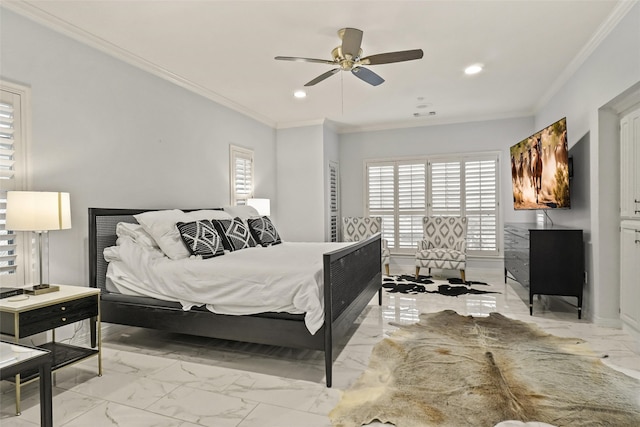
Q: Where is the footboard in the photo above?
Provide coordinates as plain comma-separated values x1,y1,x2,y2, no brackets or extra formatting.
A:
323,234,382,386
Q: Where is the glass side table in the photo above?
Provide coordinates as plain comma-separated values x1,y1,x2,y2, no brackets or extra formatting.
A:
0,341,53,427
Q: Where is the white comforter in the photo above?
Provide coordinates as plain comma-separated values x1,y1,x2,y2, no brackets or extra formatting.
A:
104,237,352,334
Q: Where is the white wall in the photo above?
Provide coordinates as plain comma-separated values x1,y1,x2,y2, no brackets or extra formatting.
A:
533,1,640,325
1,9,277,287
276,125,325,241
339,116,534,224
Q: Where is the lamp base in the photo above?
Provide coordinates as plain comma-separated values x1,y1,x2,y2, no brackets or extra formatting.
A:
23,284,59,295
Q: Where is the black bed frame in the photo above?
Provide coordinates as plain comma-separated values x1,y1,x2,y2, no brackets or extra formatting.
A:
88,208,382,387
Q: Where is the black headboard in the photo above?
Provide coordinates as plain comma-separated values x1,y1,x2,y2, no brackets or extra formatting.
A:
88,207,222,292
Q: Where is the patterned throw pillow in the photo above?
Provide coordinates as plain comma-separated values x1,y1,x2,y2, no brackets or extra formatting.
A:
211,217,257,251
176,220,225,259
247,216,282,247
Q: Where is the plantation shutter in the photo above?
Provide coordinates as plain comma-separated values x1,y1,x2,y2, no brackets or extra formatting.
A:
367,163,395,248
229,145,253,206
366,152,500,257
329,162,340,242
0,86,27,286
430,160,461,216
397,162,426,249
464,158,498,255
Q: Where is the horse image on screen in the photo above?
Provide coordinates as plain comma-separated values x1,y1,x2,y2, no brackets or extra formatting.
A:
510,117,570,210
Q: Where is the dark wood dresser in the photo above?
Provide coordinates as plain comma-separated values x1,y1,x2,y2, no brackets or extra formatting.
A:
504,222,584,318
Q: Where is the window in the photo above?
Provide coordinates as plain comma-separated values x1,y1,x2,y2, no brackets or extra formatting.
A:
329,162,340,242
229,145,253,206
367,161,427,250
0,83,30,286
366,152,500,257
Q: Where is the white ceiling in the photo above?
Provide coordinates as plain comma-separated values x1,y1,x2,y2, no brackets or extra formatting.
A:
3,0,630,132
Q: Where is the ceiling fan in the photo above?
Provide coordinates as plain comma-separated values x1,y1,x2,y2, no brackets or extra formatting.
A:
275,27,423,87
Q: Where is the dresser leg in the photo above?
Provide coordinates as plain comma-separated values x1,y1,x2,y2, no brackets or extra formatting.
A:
529,292,534,316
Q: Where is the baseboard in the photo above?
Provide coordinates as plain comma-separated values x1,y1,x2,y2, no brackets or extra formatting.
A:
622,324,640,354
389,255,503,271
593,315,622,329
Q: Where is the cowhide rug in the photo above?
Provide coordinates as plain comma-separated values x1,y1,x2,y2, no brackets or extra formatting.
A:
383,275,498,297
330,310,640,427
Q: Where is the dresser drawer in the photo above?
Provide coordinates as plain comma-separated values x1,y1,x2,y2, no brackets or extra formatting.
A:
17,296,99,337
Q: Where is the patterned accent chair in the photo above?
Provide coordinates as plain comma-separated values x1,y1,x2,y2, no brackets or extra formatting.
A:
415,216,468,281
342,217,390,275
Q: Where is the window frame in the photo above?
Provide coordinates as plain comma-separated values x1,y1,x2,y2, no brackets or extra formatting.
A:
328,161,340,242
229,144,254,206
365,151,501,258
0,81,32,286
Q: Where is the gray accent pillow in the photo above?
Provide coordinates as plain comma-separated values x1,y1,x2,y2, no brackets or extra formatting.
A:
211,217,257,251
176,220,225,259
248,216,282,247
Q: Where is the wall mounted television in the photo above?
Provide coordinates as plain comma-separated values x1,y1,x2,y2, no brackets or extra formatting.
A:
510,117,570,210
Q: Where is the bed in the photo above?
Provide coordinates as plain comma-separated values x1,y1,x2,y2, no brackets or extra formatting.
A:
88,207,382,387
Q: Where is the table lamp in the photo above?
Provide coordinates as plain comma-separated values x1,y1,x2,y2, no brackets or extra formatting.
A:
247,198,270,216
5,191,71,285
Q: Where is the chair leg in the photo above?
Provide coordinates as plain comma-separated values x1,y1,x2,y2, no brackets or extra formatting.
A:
385,264,390,276
415,266,420,279
460,269,466,283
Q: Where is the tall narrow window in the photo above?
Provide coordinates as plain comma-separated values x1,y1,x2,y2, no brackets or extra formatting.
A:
464,158,498,254
229,145,253,206
329,162,340,242
430,160,461,216
367,162,395,247
366,160,426,251
429,155,499,256
397,162,426,250
0,83,29,286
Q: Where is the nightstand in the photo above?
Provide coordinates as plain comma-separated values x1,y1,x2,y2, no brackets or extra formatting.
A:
0,285,101,415
0,341,53,426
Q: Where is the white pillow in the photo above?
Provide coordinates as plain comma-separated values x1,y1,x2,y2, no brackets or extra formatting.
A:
223,205,260,221
187,210,233,221
115,222,159,249
134,209,193,260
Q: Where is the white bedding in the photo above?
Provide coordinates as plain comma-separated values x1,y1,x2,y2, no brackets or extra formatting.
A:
104,237,352,334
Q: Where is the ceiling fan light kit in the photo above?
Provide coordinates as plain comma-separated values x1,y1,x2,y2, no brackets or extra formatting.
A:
275,27,423,87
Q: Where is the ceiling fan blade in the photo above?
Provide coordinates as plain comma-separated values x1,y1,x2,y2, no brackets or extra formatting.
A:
304,68,340,86
340,27,363,59
351,66,384,86
360,49,424,65
275,56,336,65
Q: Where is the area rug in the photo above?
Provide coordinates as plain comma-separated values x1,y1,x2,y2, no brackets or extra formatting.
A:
329,310,640,427
382,275,498,296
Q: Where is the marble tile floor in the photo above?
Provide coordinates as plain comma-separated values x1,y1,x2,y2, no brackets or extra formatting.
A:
1,268,639,426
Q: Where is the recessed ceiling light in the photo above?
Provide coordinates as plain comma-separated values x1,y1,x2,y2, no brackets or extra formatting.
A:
465,64,483,75
294,90,306,99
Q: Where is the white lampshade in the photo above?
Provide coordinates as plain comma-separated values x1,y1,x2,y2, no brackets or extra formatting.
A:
6,191,72,231
247,198,270,216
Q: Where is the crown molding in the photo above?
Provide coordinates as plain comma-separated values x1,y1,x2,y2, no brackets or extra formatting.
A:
275,118,326,130
334,111,533,134
2,1,277,128
535,0,638,112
